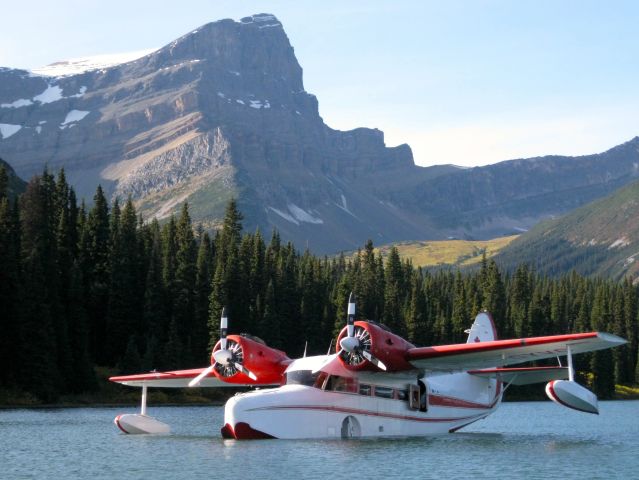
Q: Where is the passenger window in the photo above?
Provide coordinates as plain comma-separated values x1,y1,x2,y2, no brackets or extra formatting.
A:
374,386,394,399
333,376,357,393
359,384,371,396
396,389,408,401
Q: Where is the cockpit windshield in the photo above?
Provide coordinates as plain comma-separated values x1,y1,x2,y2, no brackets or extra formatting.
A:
284,369,320,387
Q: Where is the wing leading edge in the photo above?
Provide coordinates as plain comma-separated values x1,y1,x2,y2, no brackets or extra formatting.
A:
407,332,626,373
109,368,277,388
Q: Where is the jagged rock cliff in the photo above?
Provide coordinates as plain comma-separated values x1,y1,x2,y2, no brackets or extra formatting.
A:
1,14,639,252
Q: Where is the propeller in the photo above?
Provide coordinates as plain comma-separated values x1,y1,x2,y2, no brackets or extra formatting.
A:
339,293,387,371
313,293,387,373
188,307,257,387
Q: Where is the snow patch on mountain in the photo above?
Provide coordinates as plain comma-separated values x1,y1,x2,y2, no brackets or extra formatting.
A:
30,49,157,77
61,110,90,126
0,124,22,139
33,85,63,104
269,206,299,225
268,204,324,225
609,237,630,249
288,204,323,224
1,98,33,108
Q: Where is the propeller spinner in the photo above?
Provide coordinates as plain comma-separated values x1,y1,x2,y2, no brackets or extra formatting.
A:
188,307,257,387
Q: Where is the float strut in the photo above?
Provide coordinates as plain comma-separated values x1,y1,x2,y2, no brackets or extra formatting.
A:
566,345,575,382
141,384,148,416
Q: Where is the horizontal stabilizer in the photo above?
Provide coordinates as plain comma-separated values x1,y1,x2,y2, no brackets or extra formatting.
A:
468,366,569,385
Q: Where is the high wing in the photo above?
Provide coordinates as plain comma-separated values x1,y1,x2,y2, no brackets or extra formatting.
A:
468,366,569,385
406,332,626,373
109,368,278,388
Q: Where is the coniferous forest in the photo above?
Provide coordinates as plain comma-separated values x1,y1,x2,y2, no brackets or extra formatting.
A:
1,167,638,403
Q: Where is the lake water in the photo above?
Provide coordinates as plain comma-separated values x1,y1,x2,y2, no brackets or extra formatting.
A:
1,401,637,479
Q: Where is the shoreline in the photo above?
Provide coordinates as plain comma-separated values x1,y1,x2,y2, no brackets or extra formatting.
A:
2,394,637,410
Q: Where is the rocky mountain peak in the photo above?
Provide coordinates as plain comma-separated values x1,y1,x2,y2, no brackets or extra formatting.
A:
137,14,304,94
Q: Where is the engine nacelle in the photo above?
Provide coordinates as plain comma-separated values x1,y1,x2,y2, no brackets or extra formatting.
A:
211,334,290,384
545,380,599,414
336,320,415,372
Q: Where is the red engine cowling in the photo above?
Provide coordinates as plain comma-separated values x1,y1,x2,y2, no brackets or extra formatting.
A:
336,320,415,372
211,334,290,384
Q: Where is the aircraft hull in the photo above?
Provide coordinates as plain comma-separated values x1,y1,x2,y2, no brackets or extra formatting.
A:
223,376,501,440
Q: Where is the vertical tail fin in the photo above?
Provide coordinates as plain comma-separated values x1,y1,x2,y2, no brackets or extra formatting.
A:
466,311,497,343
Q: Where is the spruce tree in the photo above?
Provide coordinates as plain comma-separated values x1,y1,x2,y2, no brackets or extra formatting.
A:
18,174,61,401
80,185,110,364
105,198,140,364
0,194,21,387
383,246,406,336
193,231,214,362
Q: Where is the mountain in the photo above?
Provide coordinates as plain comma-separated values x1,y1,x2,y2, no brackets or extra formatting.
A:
393,137,639,239
0,157,26,199
496,178,639,280
2,13,639,253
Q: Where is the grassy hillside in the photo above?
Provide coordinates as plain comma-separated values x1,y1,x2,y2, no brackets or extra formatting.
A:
376,235,518,268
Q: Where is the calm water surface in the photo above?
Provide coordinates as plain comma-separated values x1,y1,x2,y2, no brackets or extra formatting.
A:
1,401,637,479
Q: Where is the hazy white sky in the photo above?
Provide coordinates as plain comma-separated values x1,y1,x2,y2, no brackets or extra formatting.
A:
2,1,638,167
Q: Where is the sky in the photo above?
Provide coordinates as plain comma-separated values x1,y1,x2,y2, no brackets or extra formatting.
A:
2,0,638,167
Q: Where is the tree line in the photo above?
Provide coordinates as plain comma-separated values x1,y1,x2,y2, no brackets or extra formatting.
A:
1,166,638,402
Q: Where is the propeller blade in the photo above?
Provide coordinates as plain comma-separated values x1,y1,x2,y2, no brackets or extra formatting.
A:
361,350,387,371
347,292,356,338
220,307,228,351
234,362,257,381
188,364,215,387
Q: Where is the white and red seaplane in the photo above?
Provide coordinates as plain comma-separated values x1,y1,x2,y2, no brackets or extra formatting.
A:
111,293,626,439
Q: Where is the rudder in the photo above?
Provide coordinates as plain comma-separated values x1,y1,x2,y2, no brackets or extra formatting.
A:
466,311,497,343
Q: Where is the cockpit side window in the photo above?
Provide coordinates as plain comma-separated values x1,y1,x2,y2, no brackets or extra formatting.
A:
285,370,320,387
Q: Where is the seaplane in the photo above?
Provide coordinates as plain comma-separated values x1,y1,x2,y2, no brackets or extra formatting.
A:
110,293,626,439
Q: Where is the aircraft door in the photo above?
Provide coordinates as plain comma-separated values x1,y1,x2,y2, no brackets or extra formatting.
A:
418,380,428,412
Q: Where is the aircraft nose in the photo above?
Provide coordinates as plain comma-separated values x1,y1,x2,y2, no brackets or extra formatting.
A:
222,393,275,439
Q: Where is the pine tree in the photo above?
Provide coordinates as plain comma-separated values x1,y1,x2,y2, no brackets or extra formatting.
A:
17,174,61,401
406,269,429,346
173,203,197,364
0,193,22,387
383,247,406,336
450,271,467,343
105,198,140,364
80,185,110,364
590,285,615,398
193,231,214,362
0,165,8,200
482,260,507,336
